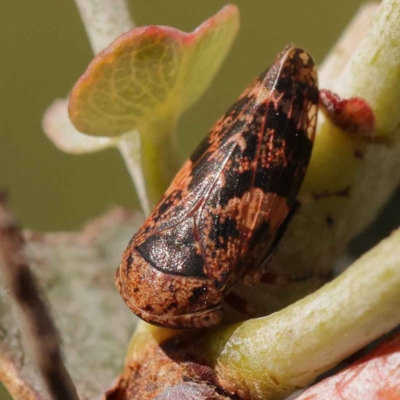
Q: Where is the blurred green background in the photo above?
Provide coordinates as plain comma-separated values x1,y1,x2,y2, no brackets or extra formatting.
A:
2,0,398,398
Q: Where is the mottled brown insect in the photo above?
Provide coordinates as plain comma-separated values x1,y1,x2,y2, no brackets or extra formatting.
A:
115,46,318,329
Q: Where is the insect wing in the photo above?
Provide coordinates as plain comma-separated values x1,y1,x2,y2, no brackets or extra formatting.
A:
130,75,263,282
116,46,318,328
133,46,318,289
239,47,319,273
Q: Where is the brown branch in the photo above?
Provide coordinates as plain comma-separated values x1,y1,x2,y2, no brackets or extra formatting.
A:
104,327,237,400
0,192,79,400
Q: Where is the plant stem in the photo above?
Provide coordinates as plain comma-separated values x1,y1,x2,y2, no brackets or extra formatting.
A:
319,3,378,88
205,228,400,400
117,132,150,215
139,118,181,206
74,0,135,54
335,0,400,135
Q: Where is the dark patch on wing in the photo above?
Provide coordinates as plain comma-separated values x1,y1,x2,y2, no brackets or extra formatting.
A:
125,252,134,273
219,167,253,207
156,190,183,216
188,286,208,304
165,301,178,311
213,215,240,251
240,103,267,162
255,99,313,203
190,135,212,165
223,94,253,120
306,84,319,102
136,218,206,278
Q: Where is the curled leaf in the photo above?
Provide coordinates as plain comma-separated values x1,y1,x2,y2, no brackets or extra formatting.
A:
68,5,239,136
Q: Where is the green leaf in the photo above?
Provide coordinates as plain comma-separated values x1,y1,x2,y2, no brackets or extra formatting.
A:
68,5,239,137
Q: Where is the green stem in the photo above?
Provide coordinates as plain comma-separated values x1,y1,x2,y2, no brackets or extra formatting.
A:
139,118,181,207
117,132,151,216
204,228,400,400
335,0,400,135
